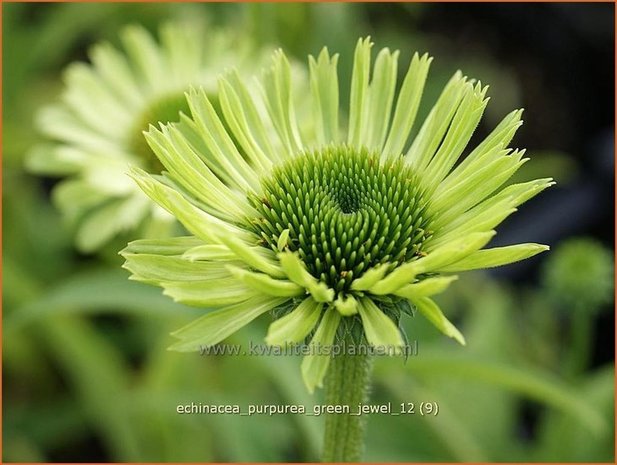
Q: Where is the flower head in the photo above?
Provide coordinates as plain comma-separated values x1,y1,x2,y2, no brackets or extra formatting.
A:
27,22,272,252
121,37,553,392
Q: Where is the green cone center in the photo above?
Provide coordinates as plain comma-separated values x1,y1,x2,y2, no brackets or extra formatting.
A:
249,145,433,294
129,93,191,173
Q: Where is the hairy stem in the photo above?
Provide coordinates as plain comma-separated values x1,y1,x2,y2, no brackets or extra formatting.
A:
322,349,373,462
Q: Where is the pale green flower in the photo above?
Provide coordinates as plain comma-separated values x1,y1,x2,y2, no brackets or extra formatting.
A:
121,37,553,392
27,21,273,252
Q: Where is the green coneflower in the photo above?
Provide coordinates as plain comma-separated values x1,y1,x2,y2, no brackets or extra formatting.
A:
121,37,552,461
27,21,273,252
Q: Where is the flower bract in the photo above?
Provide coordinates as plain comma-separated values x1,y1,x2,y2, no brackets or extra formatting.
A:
121,37,553,392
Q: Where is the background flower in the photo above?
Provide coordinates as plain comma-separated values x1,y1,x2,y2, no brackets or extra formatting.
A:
26,20,273,252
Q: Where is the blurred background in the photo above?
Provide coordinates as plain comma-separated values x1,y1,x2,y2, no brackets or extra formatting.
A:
3,2,615,462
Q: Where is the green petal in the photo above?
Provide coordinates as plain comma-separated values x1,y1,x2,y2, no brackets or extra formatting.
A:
394,275,458,300
433,178,555,245
182,244,237,261
261,49,303,154
370,232,494,294
52,179,108,222
38,105,120,153
129,166,253,245
121,25,165,91
76,195,149,253
422,81,489,189
432,149,527,219
347,37,372,147
265,297,323,346
227,265,305,297
407,71,468,175
63,62,130,136
279,251,334,303
357,297,404,352
309,48,340,145
414,297,466,345
363,47,398,149
334,294,358,316
162,278,259,308
220,71,280,163
27,145,85,175
301,307,341,393
169,295,288,352
144,124,253,221
218,74,275,170
453,108,524,175
438,243,550,272
350,264,388,291
185,88,259,191
123,236,203,255
90,42,143,107
419,231,496,272
219,233,285,278
382,52,432,159
122,253,234,285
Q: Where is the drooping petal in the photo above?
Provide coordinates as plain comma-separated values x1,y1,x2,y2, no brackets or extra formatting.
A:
265,297,323,346
122,252,236,284
357,297,404,352
182,244,237,262
413,297,466,345
350,264,388,291
227,265,305,297
279,251,334,302
334,294,358,316
162,278,259,308
128,166,252,245
169,295,288,352
301,307,341,393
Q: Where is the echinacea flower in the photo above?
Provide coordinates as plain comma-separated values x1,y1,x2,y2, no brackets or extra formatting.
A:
121,37,553,392
27,22,273,252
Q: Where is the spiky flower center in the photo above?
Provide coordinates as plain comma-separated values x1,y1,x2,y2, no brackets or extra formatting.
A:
249,145,433,295
130,93,191,172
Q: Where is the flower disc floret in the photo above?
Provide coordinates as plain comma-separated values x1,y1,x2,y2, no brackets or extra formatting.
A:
249,145,432,294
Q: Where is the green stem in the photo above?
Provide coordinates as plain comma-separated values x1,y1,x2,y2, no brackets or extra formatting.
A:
322,350,373,462
566,311,592,377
